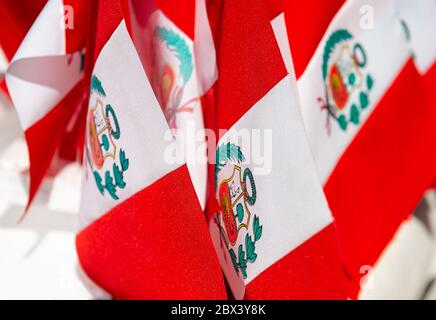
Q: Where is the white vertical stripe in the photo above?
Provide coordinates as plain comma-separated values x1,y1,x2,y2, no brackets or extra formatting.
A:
194,0,218,94
298,0,410,184
397,0,436,74
145,10,209,210
79,21,180,229
211,76,333,298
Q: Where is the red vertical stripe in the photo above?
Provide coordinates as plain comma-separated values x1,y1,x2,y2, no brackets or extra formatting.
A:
0,79,10,100
93,0,123,65
423,62,436,188
63,0,90,54
324,60,436,296
155,0,195,40
24,81,84,210
211,0,287,132
0,0,46,61
284,0,345,79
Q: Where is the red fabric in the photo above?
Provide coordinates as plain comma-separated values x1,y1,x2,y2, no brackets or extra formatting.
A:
127,0,195,40
324,60,436,297
283,1,435,297
24,81,84,210
121,0,157,80
123,0,155,32
93,0,123,65
69,0,100,162
0,0,46,99
76,2,227,299
245,224,348,299
207,0,347,299
264,0,285,19
76,164,227,299
55,0,93,163
211,0,287,133
202,87,221,223
423,62,436,188
284,0,345,79
64,0,123,167
0,79,9,100
57,100,87,162
156,0,195,39
13,1,91,210
64,0,91,54
0,0,46,61
121,0,196,95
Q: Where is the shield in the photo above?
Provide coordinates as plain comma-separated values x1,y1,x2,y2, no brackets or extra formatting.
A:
329,64,349,109
88,98,116,169
328,44,363,110
218,166,251,246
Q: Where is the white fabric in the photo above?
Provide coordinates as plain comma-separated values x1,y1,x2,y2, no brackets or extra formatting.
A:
79,21,180,229
144,10,208,210
397,0,436,74
359,217,433,299
5,0,82,130
11,0,65,62
127,8,210,210
194,0,218,94
210,76,333,299
271,14,294,79
0,48,7,73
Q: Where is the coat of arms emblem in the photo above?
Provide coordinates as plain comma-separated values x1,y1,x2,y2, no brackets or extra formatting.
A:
86,75,129,200
214,143,263,279
152,25,197,129
318,29,374,134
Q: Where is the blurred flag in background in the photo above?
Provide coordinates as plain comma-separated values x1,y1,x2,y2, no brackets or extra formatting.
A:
284,0,436,297
4,0,90,211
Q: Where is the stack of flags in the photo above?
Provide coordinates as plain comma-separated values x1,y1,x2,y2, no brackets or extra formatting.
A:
1,0,435,299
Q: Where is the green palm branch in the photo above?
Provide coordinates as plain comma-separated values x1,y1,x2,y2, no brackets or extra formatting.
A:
215,143,245,186
91,75,106,97
154,27,193,84
322,29,353,80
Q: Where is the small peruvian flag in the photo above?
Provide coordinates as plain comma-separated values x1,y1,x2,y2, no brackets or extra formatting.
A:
4,0,90,211
75,0,227,299
206,0,348,300
125,0,217,211
284,0,436,297
0,0,46,98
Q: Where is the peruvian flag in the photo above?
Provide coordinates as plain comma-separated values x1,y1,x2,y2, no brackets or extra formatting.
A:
75,0,226,299
397,0,436,153
284,0,436,297
0,0,46,61
206,0,347,299
0,0,46,97
123,0,217,210
4,0,90,209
